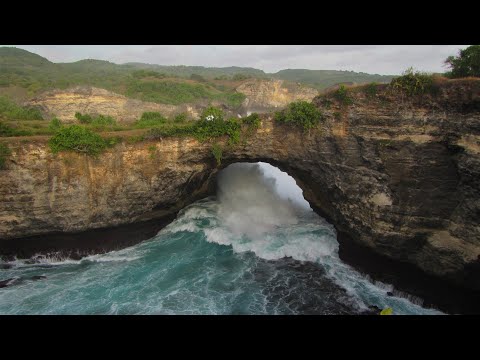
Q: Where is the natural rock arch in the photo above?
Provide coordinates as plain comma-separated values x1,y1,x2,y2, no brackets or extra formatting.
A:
1,82,480,298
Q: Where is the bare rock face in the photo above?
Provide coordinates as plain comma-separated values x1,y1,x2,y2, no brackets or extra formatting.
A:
2,80,480,293
236,79,319,114
25,86,188,123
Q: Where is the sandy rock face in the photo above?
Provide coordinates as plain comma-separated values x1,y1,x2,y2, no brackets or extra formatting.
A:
236,79,319,113
26,86,183,123
2,80,480,292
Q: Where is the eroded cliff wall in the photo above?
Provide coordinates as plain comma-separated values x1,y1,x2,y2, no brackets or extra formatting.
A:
2,80,480,291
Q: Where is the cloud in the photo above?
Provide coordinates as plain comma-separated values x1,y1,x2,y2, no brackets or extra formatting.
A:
5,45,469,75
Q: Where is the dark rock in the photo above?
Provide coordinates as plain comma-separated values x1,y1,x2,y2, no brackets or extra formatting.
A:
0,263,13,270
0,278,21,288
30,275,46,281
387,291,394,297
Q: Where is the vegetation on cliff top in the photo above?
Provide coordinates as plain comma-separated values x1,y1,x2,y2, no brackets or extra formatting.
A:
48,125,118,156
444,45,480,78
274,101,324,131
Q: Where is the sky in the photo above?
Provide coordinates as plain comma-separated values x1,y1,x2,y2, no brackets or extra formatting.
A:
5,45,469,75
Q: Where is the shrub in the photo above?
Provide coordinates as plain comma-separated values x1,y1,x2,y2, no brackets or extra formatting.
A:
135,112,167,128
0,96,43,120
274,101,324,131
333,85,353,105
190,74,207,82
75,112,93,124
390,67,434,96
0,142,11,169
444,45,480,78
48,117,63,132
0,122,33,137
48,125,110,156
242,113,261,128
232,74,249,81
364,82,378,98
200,106,224,122
211,143,223,166
173,113,187,123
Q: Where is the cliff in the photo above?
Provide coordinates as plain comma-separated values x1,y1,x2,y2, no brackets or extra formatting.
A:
236,79,318,114
1,79,480,295
25,86,187,123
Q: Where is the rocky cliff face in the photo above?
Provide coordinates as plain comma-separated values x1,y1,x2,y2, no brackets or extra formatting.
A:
236,79,318,114
25,86,193,123
25,80,319,123
2,80,480,294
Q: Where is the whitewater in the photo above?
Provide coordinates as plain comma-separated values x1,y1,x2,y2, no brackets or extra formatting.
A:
0,163,442,314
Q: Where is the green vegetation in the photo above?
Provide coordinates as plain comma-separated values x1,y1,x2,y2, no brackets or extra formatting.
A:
48,125,111,156
211,143,223,165
333,85,353,105
74,112,117,131
0,96,43,120
148,145,157,159
173,113,187,123
0,121,33,136
364,82,378,98
272,69,394,91
132,70,166,79
390,68,435,96
134,112,168,128
48,117,62,131
445,45,480,78
0,142,11,169
274,101,324,131
242,112,261,128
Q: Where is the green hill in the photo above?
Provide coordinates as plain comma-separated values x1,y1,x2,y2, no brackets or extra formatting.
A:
0,47,395,105
271,69,394,90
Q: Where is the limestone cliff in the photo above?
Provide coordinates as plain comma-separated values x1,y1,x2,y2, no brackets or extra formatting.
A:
236,79,319,114
25,86,195,123
1,80,480,295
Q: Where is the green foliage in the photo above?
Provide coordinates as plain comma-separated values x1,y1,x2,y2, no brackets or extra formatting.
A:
364,82,378,98
75,112,93,124
190,74,207,82
242,113,261,128
48,125,110,156
0,142,11,169
74,112,116,131
144,106,241,145
132,70,166,79
135,112,167,128
173,113,187,123
148,145,157,159
211,143,223,166
48,117,62,131
0,121,33,136
333,85,353,105
274,101,324,131
272,69,394,90
444,45,480,78
200,106,224,122
232,73,250,81
222,92,246,108
0,96,43,120
333,111,341,120
390,68,435,96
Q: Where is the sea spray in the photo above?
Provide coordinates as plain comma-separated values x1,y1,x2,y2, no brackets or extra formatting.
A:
0,163,442,315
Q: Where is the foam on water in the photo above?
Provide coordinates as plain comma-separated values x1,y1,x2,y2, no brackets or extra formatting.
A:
0,163,443,315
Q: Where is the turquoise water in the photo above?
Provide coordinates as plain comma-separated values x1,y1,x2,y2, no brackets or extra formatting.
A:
0,164,442,315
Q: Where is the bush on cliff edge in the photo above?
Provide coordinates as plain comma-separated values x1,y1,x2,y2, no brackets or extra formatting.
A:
48,125,110,156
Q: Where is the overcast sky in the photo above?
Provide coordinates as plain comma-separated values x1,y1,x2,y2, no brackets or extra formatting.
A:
6,45,469,75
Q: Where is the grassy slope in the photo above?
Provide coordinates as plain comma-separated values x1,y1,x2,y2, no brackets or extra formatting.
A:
0,47,395,106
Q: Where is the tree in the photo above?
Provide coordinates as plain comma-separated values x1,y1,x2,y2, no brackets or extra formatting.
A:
444,45,480,78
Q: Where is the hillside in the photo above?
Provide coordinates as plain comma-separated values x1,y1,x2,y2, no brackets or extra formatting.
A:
0,47,396,105
271,69,394,90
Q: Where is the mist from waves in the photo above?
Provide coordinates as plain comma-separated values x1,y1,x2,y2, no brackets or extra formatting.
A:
0,163,442,315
